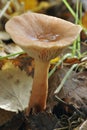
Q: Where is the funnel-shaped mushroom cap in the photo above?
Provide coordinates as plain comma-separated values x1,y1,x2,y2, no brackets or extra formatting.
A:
5,12,82,61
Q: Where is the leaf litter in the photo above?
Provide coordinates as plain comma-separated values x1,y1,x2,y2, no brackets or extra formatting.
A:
0,0,87,130
0,61,33,112
0,36,86,129
0,58,86,129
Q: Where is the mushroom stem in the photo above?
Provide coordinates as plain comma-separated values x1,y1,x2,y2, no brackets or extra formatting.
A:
26,60,50,115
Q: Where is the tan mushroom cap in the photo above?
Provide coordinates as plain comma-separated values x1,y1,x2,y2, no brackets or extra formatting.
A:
5,12,82,61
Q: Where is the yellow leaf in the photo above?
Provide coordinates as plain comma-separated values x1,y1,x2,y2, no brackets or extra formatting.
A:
19,0,38,10
82,12,87,29
31,1,50,12
50,57,60,64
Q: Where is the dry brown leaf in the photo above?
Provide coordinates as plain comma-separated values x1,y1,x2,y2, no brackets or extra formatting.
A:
58,68,87,107
0,108,15,125
64,58,80,65
48,67,87,112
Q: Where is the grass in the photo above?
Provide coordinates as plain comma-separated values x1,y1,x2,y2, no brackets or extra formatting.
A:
0,0,87,91
0,0,83,60
63,0,87,58
72,0,81,58
49,0,87,94
0,51,24,60
48,53,71,78
63,0,81,58
62,0,76,18
54,63,78,94
0,0,86,60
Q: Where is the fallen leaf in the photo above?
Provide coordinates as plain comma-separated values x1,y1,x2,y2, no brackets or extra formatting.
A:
50,57,60,64
82,12,87,29
0,111,25,130
3,43,23,58
57,68,87,107
0,108,15,125
48,66,87,113
0,43,23,59
11,54,34,76
0,61,33,112
79,120,87,130
64,58,80,65
32,1,50,12
0,46,7,57
19,0,38,10
0,31,10,41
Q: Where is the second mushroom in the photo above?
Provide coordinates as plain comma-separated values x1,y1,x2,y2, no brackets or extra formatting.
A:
5,12,82,115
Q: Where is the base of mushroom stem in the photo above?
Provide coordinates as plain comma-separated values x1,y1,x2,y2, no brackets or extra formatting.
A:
25,104,46,115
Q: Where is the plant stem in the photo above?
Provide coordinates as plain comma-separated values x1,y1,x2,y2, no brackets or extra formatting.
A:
75,0,79,25
48,53,71,78
62,0,76,18
72,0,81,58
54,64,78,94
77,35,81,58
79,2,82,25
62,0,83,58
0,51,24,60
77,2,82,58
72,40,77,57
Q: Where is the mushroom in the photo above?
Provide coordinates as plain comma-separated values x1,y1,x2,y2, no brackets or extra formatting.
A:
5,12,82,115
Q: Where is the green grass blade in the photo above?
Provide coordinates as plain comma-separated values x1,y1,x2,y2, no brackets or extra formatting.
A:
48,53,71,78
62,0,76,18
54,63,78,94
0,51,24,60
